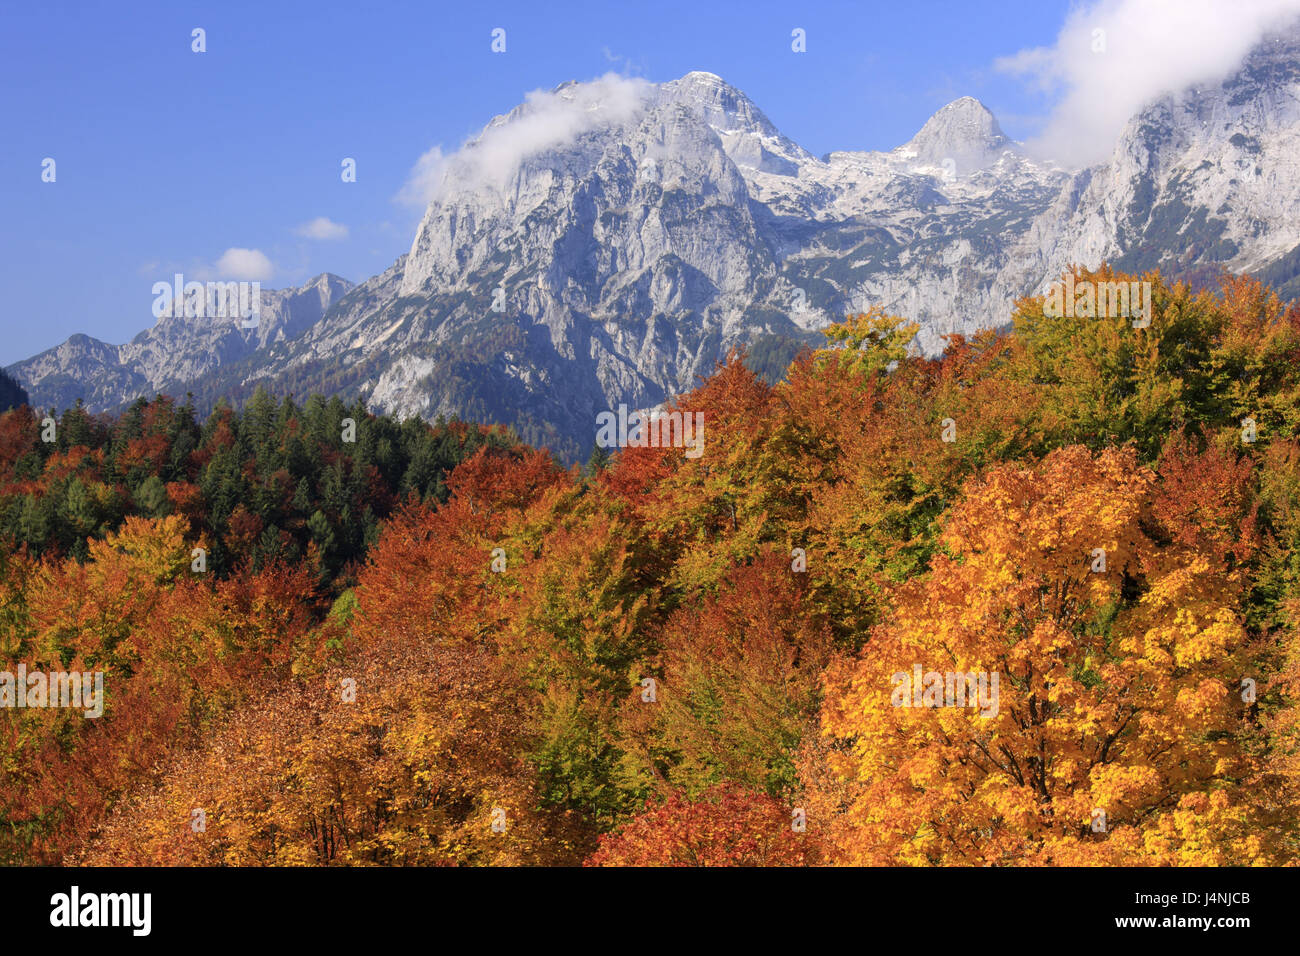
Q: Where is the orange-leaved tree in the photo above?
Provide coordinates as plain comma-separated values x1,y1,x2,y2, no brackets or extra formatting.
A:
584,783,816,866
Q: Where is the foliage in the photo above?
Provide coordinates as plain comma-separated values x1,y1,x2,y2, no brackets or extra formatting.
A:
6,266,1300,866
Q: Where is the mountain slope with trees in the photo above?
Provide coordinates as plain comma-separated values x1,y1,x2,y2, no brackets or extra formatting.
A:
3,265,1299,866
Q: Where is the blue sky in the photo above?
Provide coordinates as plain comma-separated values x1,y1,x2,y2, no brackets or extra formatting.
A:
0,0,1079,365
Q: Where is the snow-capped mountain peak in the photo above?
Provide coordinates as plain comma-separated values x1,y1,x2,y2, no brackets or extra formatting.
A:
13,31,1300,462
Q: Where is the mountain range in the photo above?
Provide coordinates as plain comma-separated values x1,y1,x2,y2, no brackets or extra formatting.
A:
12,30,1300,461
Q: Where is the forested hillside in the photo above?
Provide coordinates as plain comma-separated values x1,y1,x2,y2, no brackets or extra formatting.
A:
0,391,515,576
3,266,1299,866
0,370,27,413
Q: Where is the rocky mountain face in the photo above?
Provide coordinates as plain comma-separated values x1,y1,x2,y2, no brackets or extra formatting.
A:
13,273,353,416
996,32,1300,307
11,30,1300,461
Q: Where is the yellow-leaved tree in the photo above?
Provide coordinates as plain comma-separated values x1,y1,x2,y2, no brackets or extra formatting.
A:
809,444,1264,865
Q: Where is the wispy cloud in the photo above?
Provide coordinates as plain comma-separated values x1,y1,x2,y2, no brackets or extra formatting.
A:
397,73,653,208
396,145,447,208
602,46,646,75
294,217,349,240
194,248,275,281
996,0,1300,166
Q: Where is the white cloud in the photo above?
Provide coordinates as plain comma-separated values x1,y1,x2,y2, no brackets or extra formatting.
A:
996,0,1300,166
197,248,275,281
398,73,653,207
397,145,446,208
294,217,349,240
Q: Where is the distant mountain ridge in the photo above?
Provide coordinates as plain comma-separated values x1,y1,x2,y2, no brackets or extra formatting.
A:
12,29,1300,460
12,272,353,415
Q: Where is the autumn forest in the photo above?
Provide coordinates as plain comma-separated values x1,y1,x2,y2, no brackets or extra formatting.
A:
3,265,1299,867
